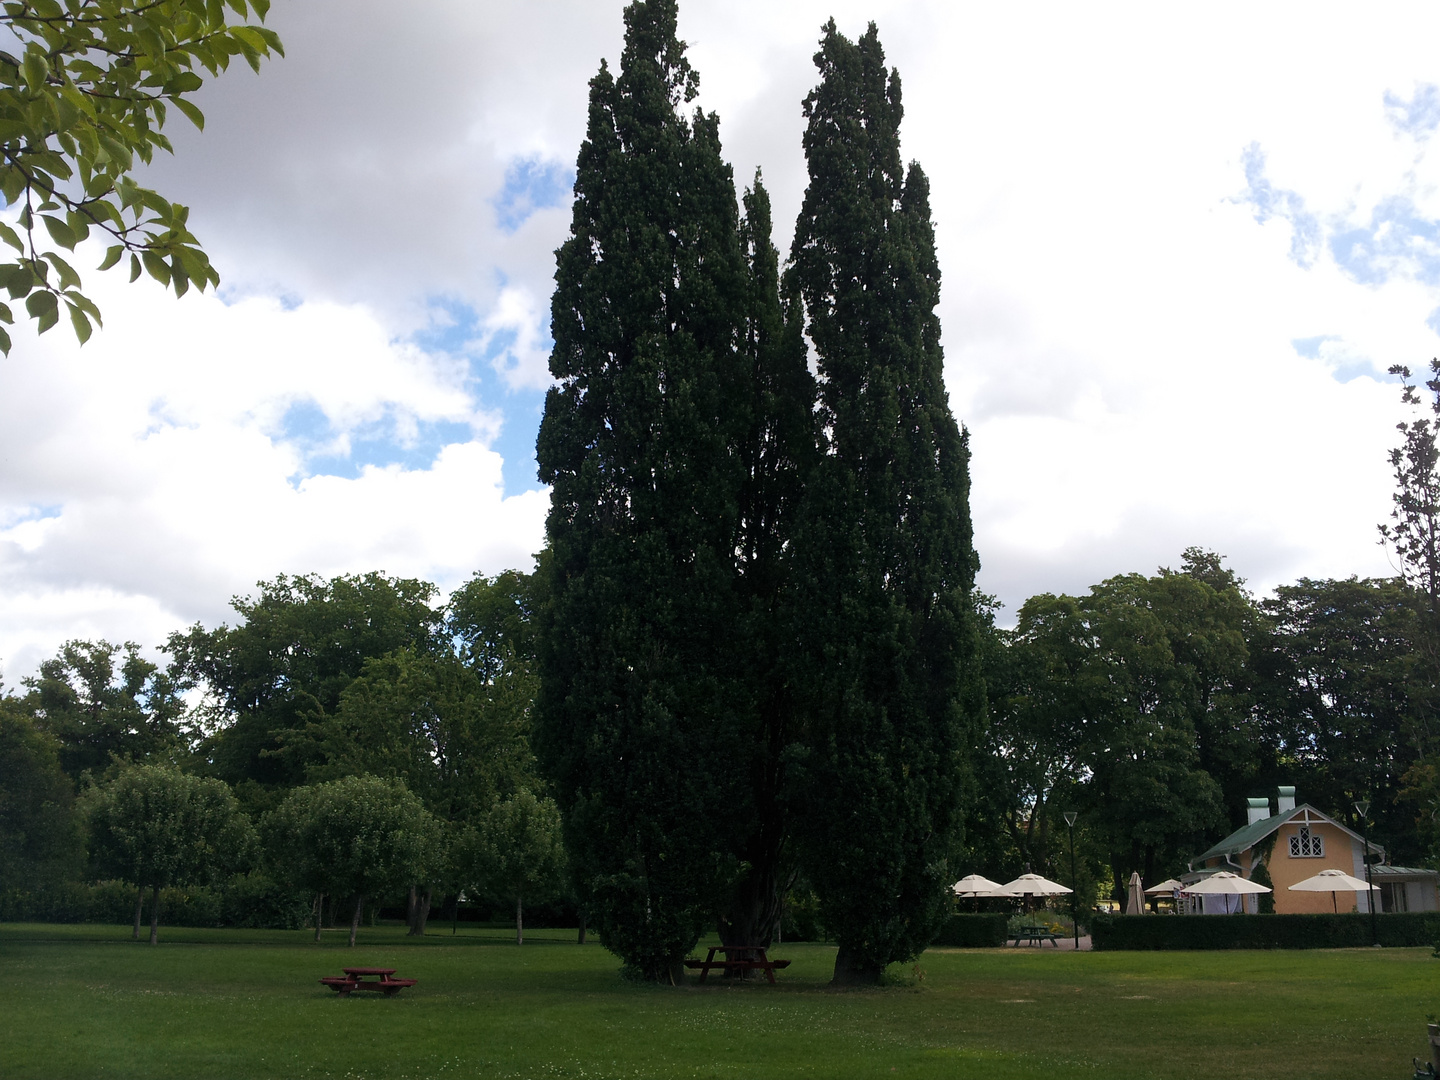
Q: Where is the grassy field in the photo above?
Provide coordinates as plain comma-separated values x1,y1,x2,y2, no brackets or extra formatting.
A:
0,923,1435,1080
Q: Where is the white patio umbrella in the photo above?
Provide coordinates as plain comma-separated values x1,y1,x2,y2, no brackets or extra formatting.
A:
1001,873,1072,896
952,874,1006,896
1288,868,1379,913
1125,872,1145,915
1186,871,1271,914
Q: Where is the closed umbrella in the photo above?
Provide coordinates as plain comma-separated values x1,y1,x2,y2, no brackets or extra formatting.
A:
952,874,1005,896
1125,872,1145,915
1186,871,1271,915
1288,868,1379,913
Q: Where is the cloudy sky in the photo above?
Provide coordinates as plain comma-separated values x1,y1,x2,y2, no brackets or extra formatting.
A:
2,1,1438,682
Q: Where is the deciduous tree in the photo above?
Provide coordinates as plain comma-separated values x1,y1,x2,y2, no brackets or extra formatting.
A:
0,698,81,889
263,774,440,947
22,639,185,781
83,763,254,943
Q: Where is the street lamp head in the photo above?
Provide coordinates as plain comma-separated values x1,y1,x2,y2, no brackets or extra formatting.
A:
1063,811,1078,828
1354,800,1371,820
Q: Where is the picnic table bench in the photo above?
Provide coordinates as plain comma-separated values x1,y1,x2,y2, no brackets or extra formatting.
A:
683,945,791,984
320,967,417,997
1008,927,1059,947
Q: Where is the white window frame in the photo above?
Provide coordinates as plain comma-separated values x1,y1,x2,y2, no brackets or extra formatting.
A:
1288,826,1324,858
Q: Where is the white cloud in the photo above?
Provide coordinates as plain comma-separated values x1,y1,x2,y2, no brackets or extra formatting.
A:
0,272,546,683
7,0,1440,674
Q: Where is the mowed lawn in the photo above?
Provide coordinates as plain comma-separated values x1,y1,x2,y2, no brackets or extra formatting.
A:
0,923,1434,1080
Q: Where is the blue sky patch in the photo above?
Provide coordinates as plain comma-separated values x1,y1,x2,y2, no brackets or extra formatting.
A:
1235,143,1321,268
1385,83,1440,139
495,158,574,233
2,503,62,528
1329,195,1440,287
1290,335,1337,359
280,297,551,496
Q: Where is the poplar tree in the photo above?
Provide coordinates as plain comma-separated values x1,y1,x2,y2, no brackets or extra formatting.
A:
534,0,757,981
787,20,983,985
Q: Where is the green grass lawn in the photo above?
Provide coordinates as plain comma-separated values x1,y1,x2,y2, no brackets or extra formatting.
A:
0,922,1435,1080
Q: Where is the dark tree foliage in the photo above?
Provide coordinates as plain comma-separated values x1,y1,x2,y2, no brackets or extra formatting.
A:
22,639,185,781
785,20,983,984
1258,576,1429,863
167,572,441,808
534,0,761,981
717,175,816,952
0,700,82,888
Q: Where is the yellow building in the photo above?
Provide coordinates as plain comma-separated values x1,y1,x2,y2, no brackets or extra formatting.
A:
1190,787,1438,914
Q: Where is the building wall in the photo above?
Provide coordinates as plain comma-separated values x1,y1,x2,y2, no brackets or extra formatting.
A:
1268,820,1366,914
1207,820,1366,914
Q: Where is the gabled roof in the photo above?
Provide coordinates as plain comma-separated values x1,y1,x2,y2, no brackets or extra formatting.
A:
1194,803,1383,865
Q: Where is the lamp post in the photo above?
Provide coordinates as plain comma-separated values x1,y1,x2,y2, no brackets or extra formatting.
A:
1064,811,1079,950
1355,800,1377,946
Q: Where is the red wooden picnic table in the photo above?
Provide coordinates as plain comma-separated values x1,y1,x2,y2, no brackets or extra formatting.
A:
319,967,417,997
683,945,791,985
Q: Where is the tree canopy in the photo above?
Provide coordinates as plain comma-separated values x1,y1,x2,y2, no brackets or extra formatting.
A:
83,763,253,942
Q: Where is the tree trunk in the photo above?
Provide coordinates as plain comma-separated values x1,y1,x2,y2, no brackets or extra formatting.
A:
577,909,587,945
831,945,882,986
515,889,523,945
407,885,418,934
148,884,160,945
349,895,363,948
452,893,459,935
132,885,144,941
411,888,431,936
313,893,324,942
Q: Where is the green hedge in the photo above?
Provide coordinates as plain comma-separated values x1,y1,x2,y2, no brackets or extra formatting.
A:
932,913,1009,948
1092,911,1440,950
0,874,312,930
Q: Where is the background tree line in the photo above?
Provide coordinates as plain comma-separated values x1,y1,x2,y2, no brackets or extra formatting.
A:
0,570,564,945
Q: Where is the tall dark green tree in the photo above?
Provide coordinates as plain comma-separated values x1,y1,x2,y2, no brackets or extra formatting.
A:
785,20,983,984
717,175,816,953
534,0,760,981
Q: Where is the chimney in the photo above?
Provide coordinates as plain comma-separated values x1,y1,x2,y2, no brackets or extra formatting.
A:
1247,798,1270,826
1276,786,1296,815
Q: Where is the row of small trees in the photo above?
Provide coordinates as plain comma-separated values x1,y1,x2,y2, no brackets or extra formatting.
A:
60,763,563,945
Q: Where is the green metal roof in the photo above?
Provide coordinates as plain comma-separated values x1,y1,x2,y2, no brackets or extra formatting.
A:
1194,803,1383,864
1195,808,1299,863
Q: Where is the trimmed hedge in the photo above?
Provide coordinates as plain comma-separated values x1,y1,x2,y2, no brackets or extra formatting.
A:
1092,911,1440,950
932,913,1009,948
0,873,312,930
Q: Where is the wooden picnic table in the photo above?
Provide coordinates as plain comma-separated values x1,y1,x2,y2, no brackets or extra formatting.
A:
1007,927,1059,947
319,967,417,997
683,945,791,985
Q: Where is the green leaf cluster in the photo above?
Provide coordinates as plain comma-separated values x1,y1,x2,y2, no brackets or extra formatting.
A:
0,0,283,353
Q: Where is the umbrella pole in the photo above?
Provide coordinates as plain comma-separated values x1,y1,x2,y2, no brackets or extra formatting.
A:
1332,891,1337,914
